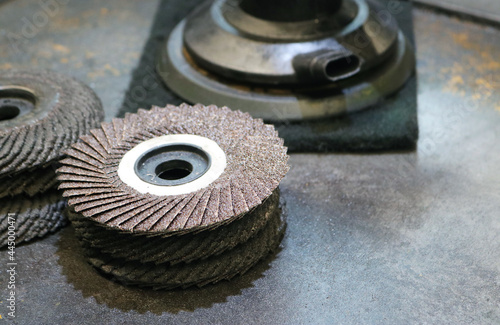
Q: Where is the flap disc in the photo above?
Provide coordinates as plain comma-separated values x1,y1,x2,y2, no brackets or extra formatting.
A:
0,70,104,176
59,104,290,289
57,104,289,235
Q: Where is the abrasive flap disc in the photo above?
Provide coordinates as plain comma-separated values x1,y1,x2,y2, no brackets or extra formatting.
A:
0,191,67,246
57,104,290,289
58,104,289,234
82,208,286,290
0,69,105,246
68,190,281,266
0,164,58,198
0,70,104,177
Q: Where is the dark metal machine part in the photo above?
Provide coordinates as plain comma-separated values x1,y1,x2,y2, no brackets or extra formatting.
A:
239,0,343,22
183,0,398,85
0,1,499,324
158,0,415,120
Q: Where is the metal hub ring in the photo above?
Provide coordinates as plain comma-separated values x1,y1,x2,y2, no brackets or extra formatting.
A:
118,134,227,196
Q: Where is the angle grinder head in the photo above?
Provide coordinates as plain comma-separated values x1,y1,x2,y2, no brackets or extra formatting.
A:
157,0,415,120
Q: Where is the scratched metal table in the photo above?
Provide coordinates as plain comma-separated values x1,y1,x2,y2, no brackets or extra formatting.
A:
0,1,499,324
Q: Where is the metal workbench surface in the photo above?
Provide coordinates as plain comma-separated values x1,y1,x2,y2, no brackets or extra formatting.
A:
0,0,499,324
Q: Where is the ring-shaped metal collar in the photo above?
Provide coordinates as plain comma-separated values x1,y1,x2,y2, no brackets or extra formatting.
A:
118,134,227,196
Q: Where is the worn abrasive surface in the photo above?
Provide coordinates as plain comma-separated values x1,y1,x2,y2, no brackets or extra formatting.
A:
0,163,58,198
0,70,104,176
58,104,289,289
0,190,67,247
57,104,289,236
69,190,280,265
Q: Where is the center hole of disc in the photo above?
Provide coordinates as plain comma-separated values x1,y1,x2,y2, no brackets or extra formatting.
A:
155,160,193,180
0,105,21,121
135,143,210,186
0,87,37,122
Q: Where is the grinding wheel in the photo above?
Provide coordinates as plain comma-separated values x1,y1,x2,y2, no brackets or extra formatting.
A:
0,164,57,198
68,190,281,265
57,104,289,235
82,207,285,289
0,70,104,177
58,104,289,289
0,70,105,246
0,190,67,247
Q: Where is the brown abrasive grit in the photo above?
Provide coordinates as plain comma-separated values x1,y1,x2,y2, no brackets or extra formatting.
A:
81,205,286,290
69,189,280,265
58,104,289,289
0,163,58,198
0,190,67,247
57,104,289,236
